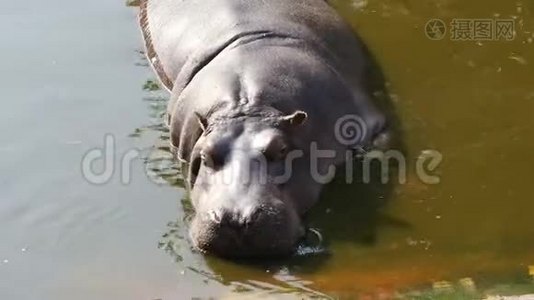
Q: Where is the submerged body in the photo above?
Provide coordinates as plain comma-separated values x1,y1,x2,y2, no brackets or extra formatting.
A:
140,0,388,257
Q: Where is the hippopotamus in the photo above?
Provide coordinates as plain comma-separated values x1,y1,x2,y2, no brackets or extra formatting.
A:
139,0,390,258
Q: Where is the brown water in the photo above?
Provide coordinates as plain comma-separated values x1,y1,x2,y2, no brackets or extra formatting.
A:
1,0,533,299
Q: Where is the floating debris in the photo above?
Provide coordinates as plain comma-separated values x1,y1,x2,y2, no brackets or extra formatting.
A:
485,295,534,300
126,0,140,7
406,237,433,250
143,79,161,91
509,54,528,65
459,277,477,293
352,0,368,10
433,280,454,293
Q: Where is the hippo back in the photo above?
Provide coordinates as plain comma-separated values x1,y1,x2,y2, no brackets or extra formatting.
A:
139,0,367,96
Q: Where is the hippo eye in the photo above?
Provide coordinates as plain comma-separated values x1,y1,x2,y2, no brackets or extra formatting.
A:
263,141,289,162
279,145,289,157
200,149,224,169
200,151,213,168
200,152,208,162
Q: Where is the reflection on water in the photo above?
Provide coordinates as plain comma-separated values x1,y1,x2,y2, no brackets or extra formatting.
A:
130,0,534,298
133,52,183,188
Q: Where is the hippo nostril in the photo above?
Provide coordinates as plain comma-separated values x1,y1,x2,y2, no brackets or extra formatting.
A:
208,210,222,224
244,209,262,228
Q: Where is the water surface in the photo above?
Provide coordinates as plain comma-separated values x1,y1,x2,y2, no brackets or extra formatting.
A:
0,0,533,299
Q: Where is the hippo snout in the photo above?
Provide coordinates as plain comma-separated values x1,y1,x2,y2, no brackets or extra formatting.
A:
190,203,304,258
207,207,262,229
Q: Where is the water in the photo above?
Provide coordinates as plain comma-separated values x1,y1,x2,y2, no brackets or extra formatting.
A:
0,0,533,299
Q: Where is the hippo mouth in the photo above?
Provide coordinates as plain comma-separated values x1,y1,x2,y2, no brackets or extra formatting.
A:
190,219,327,258
190,225,327,260
188,201,330,259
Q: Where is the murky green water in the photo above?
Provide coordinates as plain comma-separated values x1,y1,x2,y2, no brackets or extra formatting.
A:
1,0,533,299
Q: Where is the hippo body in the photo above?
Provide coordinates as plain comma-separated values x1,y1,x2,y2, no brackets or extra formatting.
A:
140,0,389,257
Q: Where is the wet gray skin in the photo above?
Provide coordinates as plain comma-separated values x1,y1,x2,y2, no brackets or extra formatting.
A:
188,114,308,258
140,0,388,257
3,0,534,298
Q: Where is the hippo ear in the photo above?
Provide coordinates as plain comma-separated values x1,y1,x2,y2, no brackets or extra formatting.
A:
194,112,208,132
282,110,308,127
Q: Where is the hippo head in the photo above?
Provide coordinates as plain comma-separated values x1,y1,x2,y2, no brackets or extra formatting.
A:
186,109,312,258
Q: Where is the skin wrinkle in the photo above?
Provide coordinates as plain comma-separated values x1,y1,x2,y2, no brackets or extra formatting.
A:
169,35,308,119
